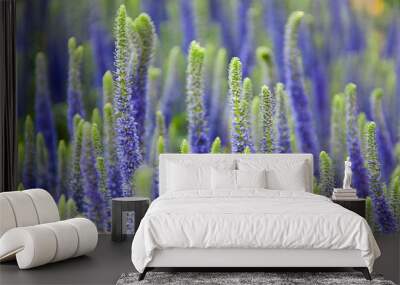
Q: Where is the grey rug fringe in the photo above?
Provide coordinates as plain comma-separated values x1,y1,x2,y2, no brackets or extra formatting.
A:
116,271,395,285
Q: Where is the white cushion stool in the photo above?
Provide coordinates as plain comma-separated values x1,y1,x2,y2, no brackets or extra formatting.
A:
0,189,98,269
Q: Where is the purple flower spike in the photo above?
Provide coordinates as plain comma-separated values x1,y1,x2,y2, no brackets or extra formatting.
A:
263,0,286,83
34,52,57,190
67,38,85,137
366,122,397,234
345,83,370,198
113,5,143,196
180,0,196,54
370,89,395,183
141,0,167,34
186,41,209,153
23,116,36,189
129,13,156,151
240,7,256,78
89,3,114,103
284,12,319,161
81,122,105,231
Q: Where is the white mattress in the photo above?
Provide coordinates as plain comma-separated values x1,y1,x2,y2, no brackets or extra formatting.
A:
131,190,380,273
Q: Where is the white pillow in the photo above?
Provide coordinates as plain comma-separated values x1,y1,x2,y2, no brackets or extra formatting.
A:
167,162,211,191
236,169,267,189
211,168,236,190
166,159,236,193
237,159,308,191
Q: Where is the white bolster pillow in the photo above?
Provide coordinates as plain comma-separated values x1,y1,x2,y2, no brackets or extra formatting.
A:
0,226,57,269
0,189,59,238
42,221,79,262
65,218,98,257
0,218,98,269
0,191,39,227
0,196,17,237
23,189,60,223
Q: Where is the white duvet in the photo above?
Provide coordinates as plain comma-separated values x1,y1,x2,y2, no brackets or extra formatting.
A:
131,190,380,273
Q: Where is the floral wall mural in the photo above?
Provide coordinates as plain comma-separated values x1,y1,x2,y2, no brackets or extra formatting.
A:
16,0,400,233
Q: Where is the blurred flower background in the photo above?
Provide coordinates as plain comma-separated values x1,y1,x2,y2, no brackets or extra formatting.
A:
16,0,400,233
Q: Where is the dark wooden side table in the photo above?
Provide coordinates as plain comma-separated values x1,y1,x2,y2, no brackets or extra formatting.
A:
112,197,150,242
332,198,366,218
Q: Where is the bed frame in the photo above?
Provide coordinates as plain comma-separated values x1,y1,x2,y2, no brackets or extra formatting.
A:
139,154,371,281
140,248,370,280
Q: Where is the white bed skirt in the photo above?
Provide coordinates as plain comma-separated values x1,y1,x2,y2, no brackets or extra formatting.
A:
148,248,366,268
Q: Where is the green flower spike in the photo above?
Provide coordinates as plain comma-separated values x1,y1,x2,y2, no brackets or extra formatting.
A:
319,151,334,197
211,137,222,154
257,46,276,85
102,71,114,106
180,139,190,154
260,85,274,153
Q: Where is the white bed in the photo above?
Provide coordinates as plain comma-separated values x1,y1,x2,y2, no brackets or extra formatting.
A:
131,154,380,280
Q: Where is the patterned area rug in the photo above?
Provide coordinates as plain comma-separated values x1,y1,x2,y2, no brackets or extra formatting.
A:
116,271,396,285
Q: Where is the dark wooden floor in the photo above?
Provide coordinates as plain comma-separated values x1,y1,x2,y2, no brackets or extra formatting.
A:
374,233,400,284
0,234,134,285
1,233,399,285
